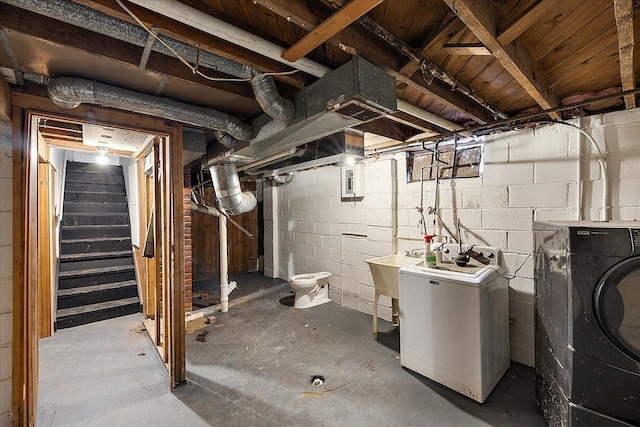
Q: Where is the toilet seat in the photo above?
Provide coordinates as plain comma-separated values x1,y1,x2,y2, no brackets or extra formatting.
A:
290,272,331,289
289,272,332,309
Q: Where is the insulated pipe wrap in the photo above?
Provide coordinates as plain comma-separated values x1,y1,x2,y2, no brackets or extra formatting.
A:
209,163,257,215
46,77,253,141
5,0,254,80
213,130,239,149
250,74,295,123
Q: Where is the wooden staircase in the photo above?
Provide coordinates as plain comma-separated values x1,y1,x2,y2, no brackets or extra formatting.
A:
56,161,140,329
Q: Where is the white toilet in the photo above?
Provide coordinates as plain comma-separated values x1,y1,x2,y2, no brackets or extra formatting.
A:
289,272,332,309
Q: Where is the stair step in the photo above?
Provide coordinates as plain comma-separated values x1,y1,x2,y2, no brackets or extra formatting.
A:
56,297,140,329
60,250,132,262
65,182,125,193
58,264,135,279
58,268,136,289
61,237,131,244
57,281,139,309
58,280,137,297
66,172,124,185
61,224,130,239
57,296,140,317
65,191,127,203
60,236,131,255
64,202,128,214
62,212,129,226
59,255,133,273
66,162,122,174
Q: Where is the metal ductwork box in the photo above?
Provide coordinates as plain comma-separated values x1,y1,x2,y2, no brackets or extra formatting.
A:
303,56,397,122
248,129,364,175
221,56,396,163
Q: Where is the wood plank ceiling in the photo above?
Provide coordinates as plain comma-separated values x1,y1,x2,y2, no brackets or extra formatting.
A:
0,0,637,148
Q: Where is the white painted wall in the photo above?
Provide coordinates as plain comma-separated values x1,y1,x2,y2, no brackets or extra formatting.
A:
0,121,12,426
265,108,640,367
120,158,139,248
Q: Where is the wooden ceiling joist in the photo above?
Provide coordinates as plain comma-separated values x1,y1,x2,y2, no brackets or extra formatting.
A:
441,43,491,56
497,0,555,47
254,0,492,123
0,4,260,102
444,0,561,120
281,0,383,62
397,18,466,77
614,0,636,109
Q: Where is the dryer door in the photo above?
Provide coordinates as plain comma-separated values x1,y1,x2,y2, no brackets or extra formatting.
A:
594,256,640,362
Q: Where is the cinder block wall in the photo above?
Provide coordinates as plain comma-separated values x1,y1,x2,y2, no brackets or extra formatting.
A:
266,109,640,367
0,121,12,425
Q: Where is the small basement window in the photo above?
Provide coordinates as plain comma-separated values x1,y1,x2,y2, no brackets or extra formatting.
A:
406,144,483,183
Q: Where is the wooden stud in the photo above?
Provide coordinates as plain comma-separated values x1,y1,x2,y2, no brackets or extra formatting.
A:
614,0,636,108
153,141,162,349
169,125,186,388
281,0,383,62
12,105,27,427
37,162,54,339
444,0,561,119
497,0,555,47
0,75,10,122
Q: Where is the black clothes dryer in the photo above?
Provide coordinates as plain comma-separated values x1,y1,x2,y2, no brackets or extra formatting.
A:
534,221,640,426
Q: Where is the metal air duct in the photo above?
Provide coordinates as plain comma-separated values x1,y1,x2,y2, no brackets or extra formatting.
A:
46,77,253,141
250,73,295,123
211,56,397,167
209,163,257,215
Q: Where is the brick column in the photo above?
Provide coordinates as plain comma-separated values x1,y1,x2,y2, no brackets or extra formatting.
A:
183,167,193,312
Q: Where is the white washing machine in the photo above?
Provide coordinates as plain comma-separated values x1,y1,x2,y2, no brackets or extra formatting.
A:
398,244,510,403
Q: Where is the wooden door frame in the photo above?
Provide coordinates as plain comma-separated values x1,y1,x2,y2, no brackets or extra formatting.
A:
11,91,186,425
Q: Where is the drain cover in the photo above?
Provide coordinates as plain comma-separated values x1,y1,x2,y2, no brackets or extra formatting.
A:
311,375,325,386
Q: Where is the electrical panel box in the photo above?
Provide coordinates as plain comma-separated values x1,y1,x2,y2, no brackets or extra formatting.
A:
341,164,365,198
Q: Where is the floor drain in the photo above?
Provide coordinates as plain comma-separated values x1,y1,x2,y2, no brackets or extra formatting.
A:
311,375,325,386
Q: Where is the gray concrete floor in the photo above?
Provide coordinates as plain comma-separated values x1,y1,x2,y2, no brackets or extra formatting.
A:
38,276,546,426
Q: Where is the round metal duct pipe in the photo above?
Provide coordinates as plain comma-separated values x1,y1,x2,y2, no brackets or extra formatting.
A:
209,163,257,215
46,77,253,141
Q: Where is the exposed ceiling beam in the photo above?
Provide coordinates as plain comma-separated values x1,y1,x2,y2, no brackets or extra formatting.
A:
0,75,10,122
391,71,493,124
397,18,465,77
614,0,636,109
444,0,561,119
73,0,310,88
441,43,491,56
253,0,491,123
252,0,401,69
281,0,382,62
0,4,267,103
497,0,555,47
354,117,421,142
43,137,133,156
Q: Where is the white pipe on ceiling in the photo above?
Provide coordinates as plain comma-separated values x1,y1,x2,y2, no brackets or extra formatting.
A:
129,0,332,78
397,100,465,133
129,0,464,134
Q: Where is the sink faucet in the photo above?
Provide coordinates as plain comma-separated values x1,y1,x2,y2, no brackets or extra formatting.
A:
405,248,423,258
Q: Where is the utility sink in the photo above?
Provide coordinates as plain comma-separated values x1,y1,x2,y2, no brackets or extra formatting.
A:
365,254,417,298
365,254,418,334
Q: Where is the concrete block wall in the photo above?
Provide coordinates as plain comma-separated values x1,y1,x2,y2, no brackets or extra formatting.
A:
269,158,398,321
0,121,12,426
268,108,640,368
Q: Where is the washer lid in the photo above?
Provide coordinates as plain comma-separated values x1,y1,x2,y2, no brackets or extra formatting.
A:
399,261,503,286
